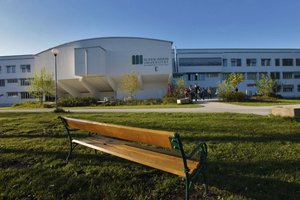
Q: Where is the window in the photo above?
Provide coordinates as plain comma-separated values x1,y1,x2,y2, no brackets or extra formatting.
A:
222,73,230,80
20,92,33,99
179,58,222,66
298,85,300,92
132,55,143,65
282,59,293,66
246,59,257,66
198,74,205,81
20,78,31,86
6,65,16,73
261,59,271,66
0,79,5,87
259,72,268,79
7,92,18,97
296,59,300,66
205,73,219,78
7,79,18,84
187,74,191,81
247,84,255,87
283,72,293,79
294,72,300,79
0,66,1,73
222,59,227,67
275,59,280,66
231,58,241,67
20,64,31,73
270,72,280,79
282,85,294,92
247,72,257,80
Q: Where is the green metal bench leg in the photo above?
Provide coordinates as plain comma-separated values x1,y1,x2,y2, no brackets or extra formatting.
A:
64,143,78,164
185,178,190,200
202,172,208,197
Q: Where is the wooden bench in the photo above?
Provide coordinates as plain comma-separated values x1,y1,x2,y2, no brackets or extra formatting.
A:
59,116,208,199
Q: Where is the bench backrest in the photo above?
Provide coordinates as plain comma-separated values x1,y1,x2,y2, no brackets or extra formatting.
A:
60,116,176,149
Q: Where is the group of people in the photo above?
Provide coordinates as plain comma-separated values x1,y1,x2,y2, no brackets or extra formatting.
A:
183,84,212,101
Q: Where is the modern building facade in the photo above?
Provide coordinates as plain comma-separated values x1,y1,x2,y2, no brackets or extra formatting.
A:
1,37,300,106
175,49,300,97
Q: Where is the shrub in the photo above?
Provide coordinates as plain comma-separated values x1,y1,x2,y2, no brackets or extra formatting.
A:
58,97,98,107
162,95,177,104
53,108,67,113
12,101,42,108
219,91,247,102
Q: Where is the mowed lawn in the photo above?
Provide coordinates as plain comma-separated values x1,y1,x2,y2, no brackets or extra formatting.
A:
0,112,299,200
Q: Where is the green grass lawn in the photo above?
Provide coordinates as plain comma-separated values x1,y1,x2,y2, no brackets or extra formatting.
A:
228,98,300,106
0,112,299,199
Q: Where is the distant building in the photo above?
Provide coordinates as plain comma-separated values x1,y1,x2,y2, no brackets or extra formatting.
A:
1,37,300,105
174,49,300,97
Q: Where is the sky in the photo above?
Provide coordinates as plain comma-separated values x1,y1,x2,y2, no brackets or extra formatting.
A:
0,0,300,56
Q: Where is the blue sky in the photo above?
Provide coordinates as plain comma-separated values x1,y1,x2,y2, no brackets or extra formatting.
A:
1,0,300,55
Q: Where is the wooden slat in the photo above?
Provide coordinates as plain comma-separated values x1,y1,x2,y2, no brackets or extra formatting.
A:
72,136,200,177
63,117,174,149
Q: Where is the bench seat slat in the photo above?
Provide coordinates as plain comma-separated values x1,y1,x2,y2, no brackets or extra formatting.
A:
64,117,174,149
72,136,200,177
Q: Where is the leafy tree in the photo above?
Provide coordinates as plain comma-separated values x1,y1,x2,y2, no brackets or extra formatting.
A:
255,74,277,96
27,67,54,104
226,73,244,89
120,73,140,99
172,78,185,98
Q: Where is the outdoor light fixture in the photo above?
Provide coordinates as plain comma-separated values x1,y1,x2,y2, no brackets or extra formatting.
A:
51,48,59,110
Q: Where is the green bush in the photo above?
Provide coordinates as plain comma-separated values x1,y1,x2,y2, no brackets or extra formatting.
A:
162,95,177,104
58,97,98,107
219,91,247,102
101,99,162,106
53,108,67,113
12,101,42,108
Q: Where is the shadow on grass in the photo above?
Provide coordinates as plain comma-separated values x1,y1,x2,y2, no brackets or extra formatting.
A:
1,146,299,200
207,160,300,200
183,134,300,143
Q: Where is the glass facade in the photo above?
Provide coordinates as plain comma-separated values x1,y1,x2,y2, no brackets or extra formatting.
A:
179,58,222,66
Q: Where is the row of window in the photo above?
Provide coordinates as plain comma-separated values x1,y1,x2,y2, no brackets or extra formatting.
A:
0,78,32,87
247,84,300,93
0,64,31,74
5,92,34,99
186,73,219,81
185,72,300,81
224,58,300,67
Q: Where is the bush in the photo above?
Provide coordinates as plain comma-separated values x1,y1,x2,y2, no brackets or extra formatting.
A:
162,95,177,104
12,101,42,108
53,108,67,113
100,99,163,107
219,91,247,102
58,97,98,107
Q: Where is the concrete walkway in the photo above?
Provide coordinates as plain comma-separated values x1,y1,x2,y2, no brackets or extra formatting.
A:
1,99,300,115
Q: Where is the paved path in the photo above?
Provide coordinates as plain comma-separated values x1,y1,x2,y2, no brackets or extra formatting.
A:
1,100,300,115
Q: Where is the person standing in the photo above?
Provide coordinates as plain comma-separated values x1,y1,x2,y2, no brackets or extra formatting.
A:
207,87,212,99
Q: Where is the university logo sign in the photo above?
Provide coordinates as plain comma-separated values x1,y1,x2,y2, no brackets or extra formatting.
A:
131,55,169,66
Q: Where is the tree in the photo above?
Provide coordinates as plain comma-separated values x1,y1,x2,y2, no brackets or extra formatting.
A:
120,73,140,99
171,78,185,98
226,73,244,90
255,74,277,97
27,67,54,104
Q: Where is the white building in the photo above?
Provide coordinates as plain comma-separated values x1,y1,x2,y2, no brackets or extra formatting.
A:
175,49,300,97
0,37,173,106
1,37,300,106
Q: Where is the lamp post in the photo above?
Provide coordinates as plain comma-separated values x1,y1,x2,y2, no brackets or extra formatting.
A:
51,48,59,110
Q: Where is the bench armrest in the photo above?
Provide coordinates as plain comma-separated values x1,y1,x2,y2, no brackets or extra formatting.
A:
186,142,207,160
